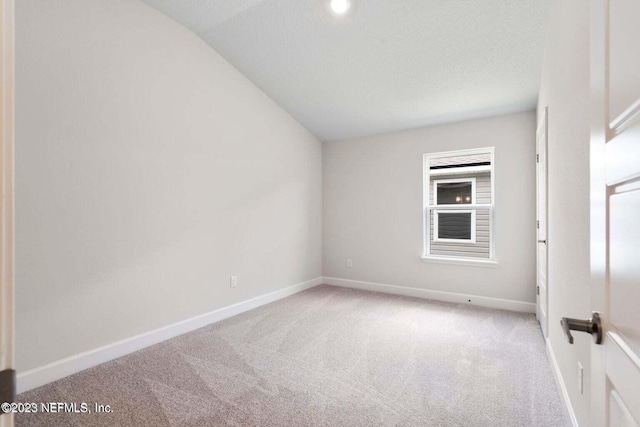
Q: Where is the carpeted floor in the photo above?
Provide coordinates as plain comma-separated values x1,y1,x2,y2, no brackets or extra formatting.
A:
16,285,568,426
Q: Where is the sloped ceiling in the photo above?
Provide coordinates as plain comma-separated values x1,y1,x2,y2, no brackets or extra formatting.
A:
141,0,550,142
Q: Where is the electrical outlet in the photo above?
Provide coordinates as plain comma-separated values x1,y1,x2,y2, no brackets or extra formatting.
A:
346,259,353,268
577,362,583,394
230,275,237,288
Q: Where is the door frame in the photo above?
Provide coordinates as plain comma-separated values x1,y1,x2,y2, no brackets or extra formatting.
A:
536,106,549,338
0,0,15,426
589,1,607,423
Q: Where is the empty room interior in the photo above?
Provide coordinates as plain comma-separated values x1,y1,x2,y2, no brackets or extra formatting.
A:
1,0,639,426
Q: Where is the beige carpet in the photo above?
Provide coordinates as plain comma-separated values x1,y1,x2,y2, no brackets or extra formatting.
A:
17,284,568,426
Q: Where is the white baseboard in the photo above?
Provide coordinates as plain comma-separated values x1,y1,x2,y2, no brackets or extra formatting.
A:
323,277,536,313
546,337,579,427
17,276,323,394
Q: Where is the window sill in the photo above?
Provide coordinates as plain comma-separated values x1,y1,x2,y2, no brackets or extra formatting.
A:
420,256,499,268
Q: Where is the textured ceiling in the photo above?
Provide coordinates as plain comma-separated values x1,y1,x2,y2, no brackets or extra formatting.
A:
141,0,550,142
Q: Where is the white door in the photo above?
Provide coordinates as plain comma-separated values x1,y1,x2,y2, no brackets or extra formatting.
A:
536,106,548,338
590,0,640,425
0,0,15,426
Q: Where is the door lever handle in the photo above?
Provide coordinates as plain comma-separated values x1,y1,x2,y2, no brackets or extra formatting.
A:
560,312,602,345
537,239,547,244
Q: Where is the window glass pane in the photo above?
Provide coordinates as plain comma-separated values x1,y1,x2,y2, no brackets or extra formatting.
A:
438,212,471,240
437,182,472,204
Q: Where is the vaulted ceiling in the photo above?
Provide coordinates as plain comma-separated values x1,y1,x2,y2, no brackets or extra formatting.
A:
141,0,550,142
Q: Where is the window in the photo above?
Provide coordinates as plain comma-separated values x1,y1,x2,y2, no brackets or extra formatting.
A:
433,178,476,243
423,148,494,262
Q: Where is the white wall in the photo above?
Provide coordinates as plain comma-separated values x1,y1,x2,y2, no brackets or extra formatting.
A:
15,0,322,372
323,111,536,304
537,1,591,425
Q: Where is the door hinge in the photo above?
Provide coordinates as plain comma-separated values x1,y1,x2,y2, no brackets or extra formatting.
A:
0,369,16,412
536,154,539,163
536,220,540,229
537,286,540,295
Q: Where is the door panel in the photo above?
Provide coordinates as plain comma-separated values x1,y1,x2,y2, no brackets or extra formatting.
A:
591,0,640,425
609,0,640,124
606,120,640,185
610,189,640,355
610,390,639,427
607,0,640,185
606,332,640,425
605,188,640,427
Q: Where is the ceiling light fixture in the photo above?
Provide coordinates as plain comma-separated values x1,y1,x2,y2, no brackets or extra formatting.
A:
330,0,351,15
